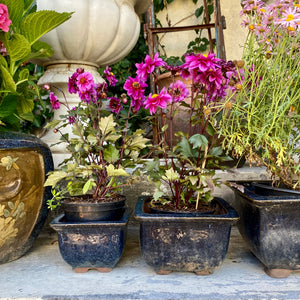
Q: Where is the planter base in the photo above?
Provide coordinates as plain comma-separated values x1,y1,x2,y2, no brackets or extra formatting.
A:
232,182,300,278
135,196,239,274
74,267,113,273
51,208,130,272
264,268,292,279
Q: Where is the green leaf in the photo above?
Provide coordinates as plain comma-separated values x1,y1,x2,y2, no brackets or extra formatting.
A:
17,68,29,83
162,168,179,181
44,171,68,187
1,0,24,29
0,54,8,69
0,65,16,92
17,97,34,114
195,7,204,18
209,146,223,157
44,119,61,129
178,137,193,157
20,10,73,45
99,114,116,135
189,176,198,186
29,40,54,59
82,179,96,194
145,159,160,172
7,34,31,62
87,134,98,145
189,134,208,149
106,164,129,177
0,95,18,118
153,190,163,201
103,144,120,163
19,112,34,122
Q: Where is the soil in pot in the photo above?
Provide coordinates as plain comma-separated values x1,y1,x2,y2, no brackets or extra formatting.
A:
61,194,126,222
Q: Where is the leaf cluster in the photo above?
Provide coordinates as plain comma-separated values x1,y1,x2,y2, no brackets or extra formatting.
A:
0,0,72,132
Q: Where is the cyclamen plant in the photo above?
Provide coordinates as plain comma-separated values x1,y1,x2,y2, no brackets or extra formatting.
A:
44,67,149,209
216,0,300,190
123,52,241,210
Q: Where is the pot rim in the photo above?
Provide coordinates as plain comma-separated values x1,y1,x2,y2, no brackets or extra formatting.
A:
230,182,300,206
134,196,239,222
50,207,131,229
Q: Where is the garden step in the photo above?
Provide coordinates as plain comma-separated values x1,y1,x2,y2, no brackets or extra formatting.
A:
0,226,300,300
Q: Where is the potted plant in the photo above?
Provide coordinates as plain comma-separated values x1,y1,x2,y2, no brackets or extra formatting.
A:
129,51,240,275
44,68,149,272
214,0,300,278
0,0,71,264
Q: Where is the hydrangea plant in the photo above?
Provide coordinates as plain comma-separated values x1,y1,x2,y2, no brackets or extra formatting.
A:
0,0,72,132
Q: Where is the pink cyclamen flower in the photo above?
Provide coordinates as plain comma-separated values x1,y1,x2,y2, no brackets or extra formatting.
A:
104,66,118,87
144,88,172,115
76,72,95,93
136,52,166,81
49,92,60,110
124,76,147,101
168,80,189,103
109,97,123,114
0,4,11,32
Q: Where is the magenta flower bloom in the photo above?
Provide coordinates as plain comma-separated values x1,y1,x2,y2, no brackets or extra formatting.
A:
144,88,172,115
78,88,97,103
68,72,79,94
136,52,166,81
109,97,123,114
49,92,60,110
183,52,221,74
76,72,95,93
124,76,147,101
168,80,189,103
104,66,118,86
0,4,11,32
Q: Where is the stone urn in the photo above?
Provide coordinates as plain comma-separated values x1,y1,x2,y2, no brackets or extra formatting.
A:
35,0,152,166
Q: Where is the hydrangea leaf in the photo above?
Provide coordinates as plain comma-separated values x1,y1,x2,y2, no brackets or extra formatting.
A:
20,11,73,46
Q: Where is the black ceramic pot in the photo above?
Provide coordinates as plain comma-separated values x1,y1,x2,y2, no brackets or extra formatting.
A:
0,131,53,264
50,207,130,273
62,195,126,222
231,182,300,278
134,196,239,275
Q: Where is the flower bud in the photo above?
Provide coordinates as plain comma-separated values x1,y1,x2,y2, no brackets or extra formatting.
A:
43,84,50,90
237,60,245,68
53,129,58,133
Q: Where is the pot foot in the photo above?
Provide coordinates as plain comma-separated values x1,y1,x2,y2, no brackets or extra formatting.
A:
74,267,113,273
264,267,292,278
195,270,211,276
155,269,172,275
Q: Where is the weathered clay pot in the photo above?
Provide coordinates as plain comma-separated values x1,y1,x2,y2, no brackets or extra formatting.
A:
0,132,53,264
231,182,300,278
51,208,131,273
134,196,239,275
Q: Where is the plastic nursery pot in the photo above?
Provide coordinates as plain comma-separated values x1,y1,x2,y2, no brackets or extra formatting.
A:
231,182,300,278
0,131,53,264
134,196,239,275
61,195,126,222
50,207,131,273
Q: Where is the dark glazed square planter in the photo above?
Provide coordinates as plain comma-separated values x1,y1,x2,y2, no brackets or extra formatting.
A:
134,196,239,275
232,182,300,278
50,207,131,273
